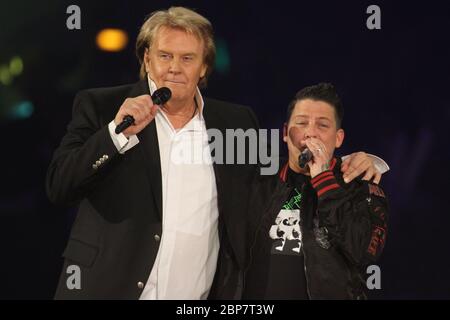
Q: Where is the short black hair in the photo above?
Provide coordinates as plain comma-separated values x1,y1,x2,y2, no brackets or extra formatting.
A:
286,82,344,128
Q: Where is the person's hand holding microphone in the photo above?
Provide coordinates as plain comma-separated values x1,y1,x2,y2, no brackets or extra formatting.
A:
114,87,171,137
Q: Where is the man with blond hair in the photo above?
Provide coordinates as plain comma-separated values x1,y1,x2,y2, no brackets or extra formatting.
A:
47,7,385,299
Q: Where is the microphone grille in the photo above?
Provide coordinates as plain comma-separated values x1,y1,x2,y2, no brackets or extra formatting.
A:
153,87,172,105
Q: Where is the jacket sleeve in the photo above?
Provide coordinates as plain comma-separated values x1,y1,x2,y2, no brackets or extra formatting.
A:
310,170,389,266
46,90,121,206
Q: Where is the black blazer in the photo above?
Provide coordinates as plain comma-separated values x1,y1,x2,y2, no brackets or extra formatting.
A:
46,80,259,299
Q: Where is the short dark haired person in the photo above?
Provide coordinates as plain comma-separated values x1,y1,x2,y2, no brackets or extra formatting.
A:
242,83,388,299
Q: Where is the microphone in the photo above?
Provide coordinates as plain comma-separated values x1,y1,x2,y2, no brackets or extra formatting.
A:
115,87,172,134
298,148,313,168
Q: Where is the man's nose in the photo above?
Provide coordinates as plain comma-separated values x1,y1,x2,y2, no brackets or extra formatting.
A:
168,58,181,74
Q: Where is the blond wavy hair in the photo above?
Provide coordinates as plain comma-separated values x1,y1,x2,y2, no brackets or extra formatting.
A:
136,7,215,88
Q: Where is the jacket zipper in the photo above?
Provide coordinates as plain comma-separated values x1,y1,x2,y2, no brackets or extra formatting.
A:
299,182,312,299
301,243,312,299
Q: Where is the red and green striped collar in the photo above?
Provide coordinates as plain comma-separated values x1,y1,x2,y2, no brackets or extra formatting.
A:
279,157,337,183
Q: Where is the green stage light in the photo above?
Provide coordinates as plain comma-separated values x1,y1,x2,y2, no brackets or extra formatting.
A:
0,66,12,85
215,38,231,74
9,56,23,76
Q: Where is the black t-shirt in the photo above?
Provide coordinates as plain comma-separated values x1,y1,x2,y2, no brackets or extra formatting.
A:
244,169,309,299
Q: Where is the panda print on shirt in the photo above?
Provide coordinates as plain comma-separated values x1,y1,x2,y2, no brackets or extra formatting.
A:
269,188,303,255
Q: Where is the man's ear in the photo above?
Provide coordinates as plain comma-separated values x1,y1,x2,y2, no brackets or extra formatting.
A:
200,63,207,79
335,128,345,148
144,47,150,73
283,123,288,143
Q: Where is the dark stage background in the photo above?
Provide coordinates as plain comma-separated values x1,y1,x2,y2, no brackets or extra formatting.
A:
1,0,449,299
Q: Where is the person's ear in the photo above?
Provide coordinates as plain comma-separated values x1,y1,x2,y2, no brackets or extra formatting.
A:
283,123,288,143
200,63,207,79
144,47,150,73
335,128,345,148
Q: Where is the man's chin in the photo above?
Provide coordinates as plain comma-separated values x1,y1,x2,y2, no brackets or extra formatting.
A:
167,92,189,104
164,85,187,96
164,81,188,92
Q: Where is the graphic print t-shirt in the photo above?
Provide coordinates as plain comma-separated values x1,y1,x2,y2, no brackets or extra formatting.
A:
264,169,309,299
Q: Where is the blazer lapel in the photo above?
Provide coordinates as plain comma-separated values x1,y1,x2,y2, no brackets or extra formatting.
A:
138,121,162,220
203,99,247,269
203,99,228,188
129,80,163,220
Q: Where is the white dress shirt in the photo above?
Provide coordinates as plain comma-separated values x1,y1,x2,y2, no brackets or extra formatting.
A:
108,77,219,299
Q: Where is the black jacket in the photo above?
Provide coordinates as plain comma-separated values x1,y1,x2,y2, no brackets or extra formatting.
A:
244,157,389,299
46,80,259,299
